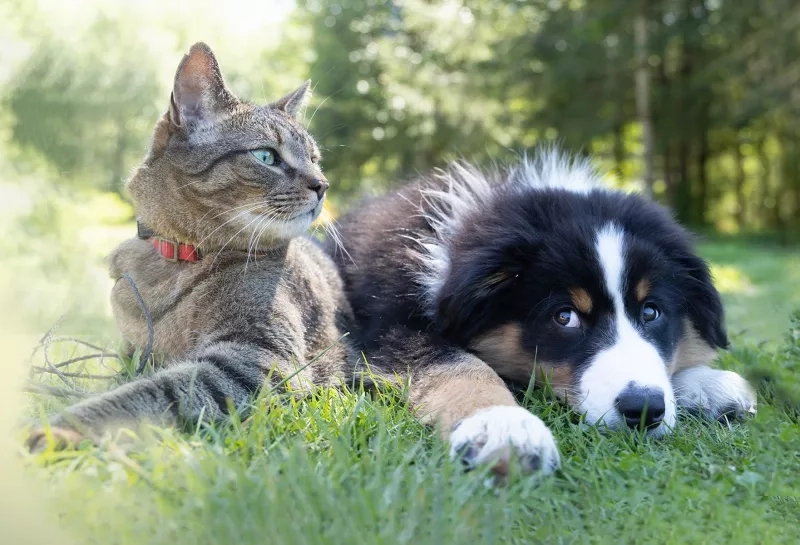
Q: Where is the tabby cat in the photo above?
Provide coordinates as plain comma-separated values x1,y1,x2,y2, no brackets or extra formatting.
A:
27,42,354,451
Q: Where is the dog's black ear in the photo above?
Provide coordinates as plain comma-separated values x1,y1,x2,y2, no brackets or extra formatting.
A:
679,253,728,349
433,240,531,344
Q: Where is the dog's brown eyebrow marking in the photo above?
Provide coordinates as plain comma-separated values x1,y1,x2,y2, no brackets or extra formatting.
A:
635,278,651,302
569,288,593,314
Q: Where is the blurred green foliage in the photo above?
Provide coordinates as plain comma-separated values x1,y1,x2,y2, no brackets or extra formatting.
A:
2,0,799,230
0,0,798,335
745,310,800,420
3,5,798,539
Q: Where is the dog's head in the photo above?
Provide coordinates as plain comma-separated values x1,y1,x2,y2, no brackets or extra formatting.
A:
419,153,726,435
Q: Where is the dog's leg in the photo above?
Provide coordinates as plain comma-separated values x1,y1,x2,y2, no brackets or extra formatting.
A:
416,359,560,476
366,328,560,476
672,365,757,421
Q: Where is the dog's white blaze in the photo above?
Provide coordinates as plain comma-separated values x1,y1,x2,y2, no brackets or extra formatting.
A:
577,224,676,433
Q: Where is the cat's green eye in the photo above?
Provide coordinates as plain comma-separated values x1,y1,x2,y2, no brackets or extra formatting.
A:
251,148,279,166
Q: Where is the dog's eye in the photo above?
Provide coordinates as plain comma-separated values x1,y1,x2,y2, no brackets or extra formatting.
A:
554,308,581,328
251,148,280,166
641,303,661,322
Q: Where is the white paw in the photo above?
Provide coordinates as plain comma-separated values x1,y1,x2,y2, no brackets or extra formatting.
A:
672,366,757,421
449,405,560,476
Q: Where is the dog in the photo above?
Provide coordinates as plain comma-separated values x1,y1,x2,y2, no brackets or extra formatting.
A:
329,149,756,476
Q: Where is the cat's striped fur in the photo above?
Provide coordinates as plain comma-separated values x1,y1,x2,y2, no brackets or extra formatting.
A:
26,43,354,451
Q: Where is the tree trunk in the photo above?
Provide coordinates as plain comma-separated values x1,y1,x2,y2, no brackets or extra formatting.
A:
789,135,800,244
774,135,789,237
676,138,691,224
634,1,654,198
610,49,625,181
734,135,746,229
755,136,771,230
613,111,625,181
111,114,126,194
696,102,710,227
662,141,674,205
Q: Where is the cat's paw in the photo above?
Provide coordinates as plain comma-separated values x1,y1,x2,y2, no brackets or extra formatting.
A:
449,405,560,477
26,425,87,453
672,366,757,422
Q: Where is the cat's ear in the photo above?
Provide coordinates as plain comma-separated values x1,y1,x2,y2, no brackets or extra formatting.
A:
169,42,235,130
271,80,311,119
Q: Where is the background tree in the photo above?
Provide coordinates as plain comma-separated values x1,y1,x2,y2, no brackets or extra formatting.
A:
1,0,798,239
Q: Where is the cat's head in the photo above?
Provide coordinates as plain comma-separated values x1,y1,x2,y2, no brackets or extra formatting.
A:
128,42,326,250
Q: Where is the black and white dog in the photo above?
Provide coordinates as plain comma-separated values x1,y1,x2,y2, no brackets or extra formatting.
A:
331,150,756,476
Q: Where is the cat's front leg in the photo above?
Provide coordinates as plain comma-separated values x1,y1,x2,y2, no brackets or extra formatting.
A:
26,342,302,452
26,422,89,453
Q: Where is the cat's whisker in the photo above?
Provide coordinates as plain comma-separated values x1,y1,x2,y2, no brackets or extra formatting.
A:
244,210,283,274
322,220,342,250
210,205,288,270
244,212,269,275
209,212,269,269
247,217,268,271
196,209,258,251
245,216,267,272
196,205,266,249
303,76,339,127
176,179,215,190
318,144,352,150
247,210,296,270
195,201,272,232
198,204,260,236
306,94,331,129
322,219,354,265
315,123,349,140
197,201,265,225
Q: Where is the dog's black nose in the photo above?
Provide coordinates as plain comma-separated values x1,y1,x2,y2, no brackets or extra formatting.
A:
615,385,665,429
308,178,329,199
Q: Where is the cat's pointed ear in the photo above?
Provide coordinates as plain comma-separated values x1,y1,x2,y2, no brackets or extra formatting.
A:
169,42,235,130
271,80,311,119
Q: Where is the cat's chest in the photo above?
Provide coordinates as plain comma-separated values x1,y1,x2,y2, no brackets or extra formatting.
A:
110,243,242,359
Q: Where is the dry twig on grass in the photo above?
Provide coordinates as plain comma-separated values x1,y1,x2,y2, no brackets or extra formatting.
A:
26,320,127,399
22,380,89,399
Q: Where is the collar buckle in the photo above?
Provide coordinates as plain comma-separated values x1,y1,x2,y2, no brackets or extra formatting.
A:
153,237,179,262
137,220,156,240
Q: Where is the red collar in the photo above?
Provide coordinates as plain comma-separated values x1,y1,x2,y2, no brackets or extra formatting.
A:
151,237,201,262
138,221,201,263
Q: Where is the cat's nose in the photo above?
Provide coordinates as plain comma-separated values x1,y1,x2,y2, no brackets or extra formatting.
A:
308,178,329,200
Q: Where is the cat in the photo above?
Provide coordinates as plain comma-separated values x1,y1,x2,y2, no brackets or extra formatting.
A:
26,42,355,451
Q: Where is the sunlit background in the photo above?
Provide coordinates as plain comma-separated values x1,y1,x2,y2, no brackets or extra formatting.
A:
1,2,799,542
1,0,798,348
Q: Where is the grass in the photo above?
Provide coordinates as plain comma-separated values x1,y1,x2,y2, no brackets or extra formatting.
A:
16,228,800,545
699,235,800,345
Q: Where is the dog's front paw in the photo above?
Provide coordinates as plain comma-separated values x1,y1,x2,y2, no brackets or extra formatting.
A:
449,405,560,477
26,425,87,454
672,366,757,422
